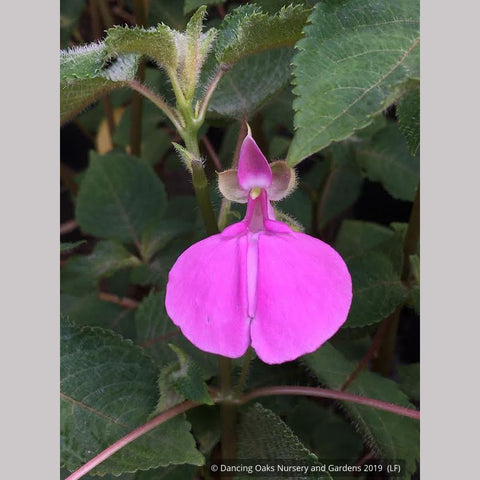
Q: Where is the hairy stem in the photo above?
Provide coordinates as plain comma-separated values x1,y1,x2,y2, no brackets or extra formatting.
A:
128,80,183,132
237,386,420,420
65,401,198,480
201,135,222,170
197,66,228,123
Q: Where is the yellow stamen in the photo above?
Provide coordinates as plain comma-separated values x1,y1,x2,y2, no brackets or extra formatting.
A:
250,187,261,199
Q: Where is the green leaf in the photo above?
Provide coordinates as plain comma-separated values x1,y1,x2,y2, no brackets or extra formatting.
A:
303,343,419,477
153,345,213,414
355,122,419,201
76,152,167,245
215,4,309,66
60,319,203,475
187,406,221,455
345,251,408,328
288,0,420,165
105,24,177,72
61,255,98,295
182,6,217,100
286,399,363,460
206,47,294,119
397,363,420,403
335,219,406,275
135,464,198,479
60,240,86,254
397,80,420,155
88,240,141,277
237,404,330,478
318,162,363,228
61,292,137,340
60,42,107,81
140,220,194,262
60,44,139,123
335,220,396,258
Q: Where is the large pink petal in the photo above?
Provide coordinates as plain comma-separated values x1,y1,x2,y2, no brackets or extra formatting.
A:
165,226,250,358
238,134,272,190
250,227,352,364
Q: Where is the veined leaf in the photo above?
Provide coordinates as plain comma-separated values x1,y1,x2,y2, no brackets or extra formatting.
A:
303,343,419,477
60,319,203,475
61,292,136,340
154,344,213,414
397,80,420,155
237,404,330,479
215,4,309,66
397,363,420,403
60,43,139,123
206,47,294,119
288,0,420,165
88,240,141,277
76,152,167,245
286,399,363,460
105,24,177,72
344,251,408,328
355,121,419,202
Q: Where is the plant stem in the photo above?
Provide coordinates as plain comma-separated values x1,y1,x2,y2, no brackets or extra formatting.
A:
373,186,420,376
201,135,222,170
191,159,219,236
237,386,420,420
219,357,236,461
197,66,228,123
234,348,253,397
65,401,198,480
128,80,183,132
341,320,389,391
98,292,139,309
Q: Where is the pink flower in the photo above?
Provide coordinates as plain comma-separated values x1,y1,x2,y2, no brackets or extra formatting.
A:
165,133,352,364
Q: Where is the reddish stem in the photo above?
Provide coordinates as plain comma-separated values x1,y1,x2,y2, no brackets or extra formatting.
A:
201,135,222,170
60,220,78,235
98,292,139,309
238,386,419,420
65,401,198,480
341,321,389,391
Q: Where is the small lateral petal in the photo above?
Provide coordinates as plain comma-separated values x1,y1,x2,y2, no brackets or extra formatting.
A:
238,134,272,191
218,169,249,203
165,230,250,358
267,161,297,201
250,229,352,364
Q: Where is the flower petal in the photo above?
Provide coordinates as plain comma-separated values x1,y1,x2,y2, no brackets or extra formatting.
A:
267,161,297,201
238,134,272,191
217,169,249,203
250,227,352,364
165,226,250,358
